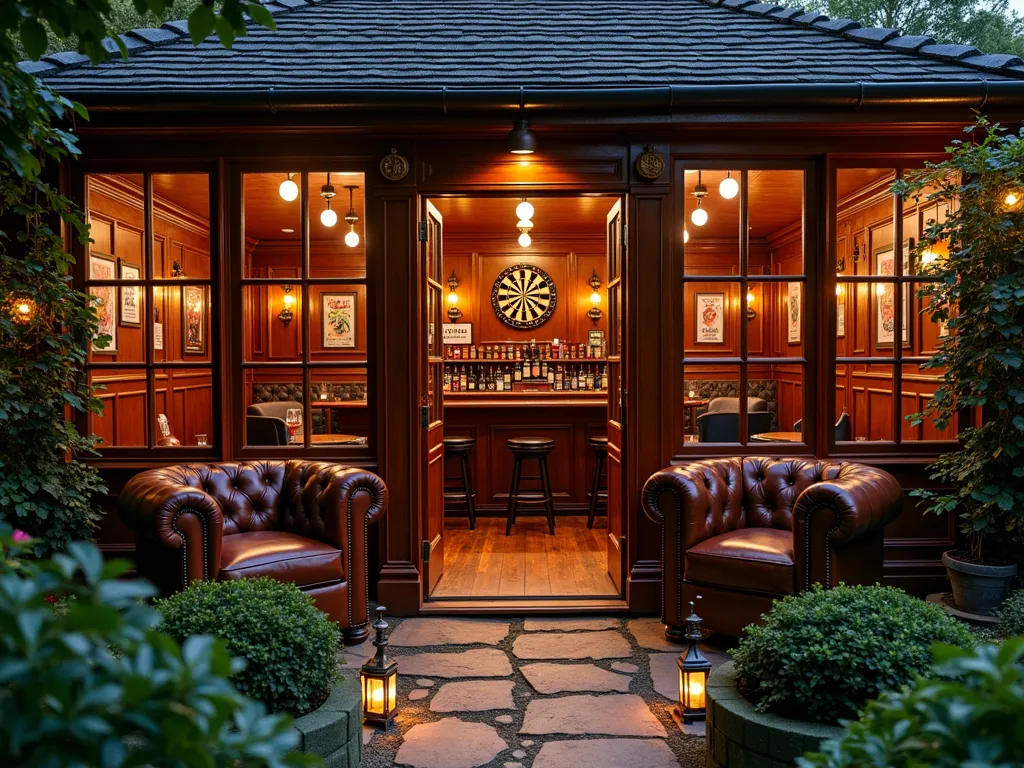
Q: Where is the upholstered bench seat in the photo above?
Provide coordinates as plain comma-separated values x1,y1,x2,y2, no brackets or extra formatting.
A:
220,531,344,587
684,528,795,597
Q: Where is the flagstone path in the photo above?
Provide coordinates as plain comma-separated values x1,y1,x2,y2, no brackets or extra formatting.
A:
343,615,732,768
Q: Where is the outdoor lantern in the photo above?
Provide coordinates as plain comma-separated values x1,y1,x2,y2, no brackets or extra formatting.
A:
677,599,712,723
361,606,398,728
279,172,299,202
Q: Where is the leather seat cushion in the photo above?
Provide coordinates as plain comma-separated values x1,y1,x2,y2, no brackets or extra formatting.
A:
684,528,795,596
219,531,343,588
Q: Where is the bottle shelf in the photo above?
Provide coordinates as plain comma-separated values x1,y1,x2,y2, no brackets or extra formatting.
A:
444,358,608,364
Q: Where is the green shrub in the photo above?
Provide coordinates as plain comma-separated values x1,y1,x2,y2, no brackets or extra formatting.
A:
157,578,340,715
732,584,975,723
799,638,1024,768
997,589,1024,636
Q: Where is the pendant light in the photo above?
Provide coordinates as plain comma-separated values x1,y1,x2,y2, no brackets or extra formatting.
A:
719,171,739,200
509,120,536,155
516,197,534,247
279,172,299,202
343,185,360,247
683,227,690,244
516,200,535,221
691,171,709,227
320,173,337,227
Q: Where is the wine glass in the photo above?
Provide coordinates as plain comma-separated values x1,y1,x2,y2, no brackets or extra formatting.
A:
285,408,302,444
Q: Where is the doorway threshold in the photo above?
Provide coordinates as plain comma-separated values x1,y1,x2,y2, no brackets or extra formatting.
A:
420,597,629,615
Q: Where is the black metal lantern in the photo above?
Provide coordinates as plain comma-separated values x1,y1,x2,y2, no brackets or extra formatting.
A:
677,599,712,723
360,606,398,727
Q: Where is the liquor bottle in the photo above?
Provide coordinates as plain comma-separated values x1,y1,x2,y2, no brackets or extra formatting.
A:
586,366,594,391
547,362,555,385
601,365,608,391
571,366,579,390
554,365,563,389
496,366,505,392
503,366,512,389
459,365,468,391
489,366,497,391
514,362,523,382
551,341,559,360
541,360,548,379
443,367,451,391
532,353,540,379
514,345,521,361
467,368,476,391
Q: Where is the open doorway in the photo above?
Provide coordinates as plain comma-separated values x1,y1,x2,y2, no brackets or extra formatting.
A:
420,194,625,601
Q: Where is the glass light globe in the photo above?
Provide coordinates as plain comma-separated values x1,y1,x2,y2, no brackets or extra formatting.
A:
1006,192,1020,206
321,206,338,227
447,291,459,306
683,228,690,244
282,293,295,307
516,201,535,221
590,290,602,305
518,232,532,248
279,177,299,202
345,229,360,248
876,283,886,296
691,206,708,227
719,175,739,200
517,218,533,230
836,284,842,296
746,292,755,305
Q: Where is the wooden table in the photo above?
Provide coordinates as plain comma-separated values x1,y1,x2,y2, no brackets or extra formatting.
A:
296,433,365,445
750,431,804,443
682,398,710,435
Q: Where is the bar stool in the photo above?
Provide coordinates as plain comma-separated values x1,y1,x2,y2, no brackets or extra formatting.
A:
587,435,608,529
505,437,556,536
443,436,477,530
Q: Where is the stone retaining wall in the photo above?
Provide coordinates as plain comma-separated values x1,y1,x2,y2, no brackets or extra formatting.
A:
292,674,362,768
707,662,842,768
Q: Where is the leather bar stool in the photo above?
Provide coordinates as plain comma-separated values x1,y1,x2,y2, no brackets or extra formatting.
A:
505,437,556,536
443,436,477,530
587,435,608,529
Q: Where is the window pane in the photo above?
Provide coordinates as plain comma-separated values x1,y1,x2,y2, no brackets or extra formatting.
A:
310,368,369,447
154,368,214,447
244,369,304,447
901,363,955,441
683,169,740,275
244,284,301,363
152,173,210,279
243,172,301,279
836,364,895,443
748,279,804,359
750,170,804,275
754,365,803,444
90,368,148,448
86,280,145,364
684,282,741,357
309,172,366,279
86,173,145,276
683,365,745,446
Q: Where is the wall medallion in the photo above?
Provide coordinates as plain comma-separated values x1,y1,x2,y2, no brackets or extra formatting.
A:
491,264,557,330
379,148,410,181
635,144,665,180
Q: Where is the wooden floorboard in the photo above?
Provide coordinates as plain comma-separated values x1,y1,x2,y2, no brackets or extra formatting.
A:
433,516,617,598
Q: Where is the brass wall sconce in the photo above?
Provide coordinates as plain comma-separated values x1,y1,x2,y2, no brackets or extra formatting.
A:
746,291,756,321
587,269,603,325
278,285,295,327
446,271,463,322
171,260,186,278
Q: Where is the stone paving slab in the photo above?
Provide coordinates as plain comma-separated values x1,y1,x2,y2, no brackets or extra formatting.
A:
523,617,619,632
408,689,430,701
520,662,631,694
626,618,686,652
430,680,516,712
649,652,681,701
532,738,680,768
395,718,507,768
399,649,513,678
520,694,667,737
388,618,510,647
512,630,631,660
611,661,639,674
336,639,375,669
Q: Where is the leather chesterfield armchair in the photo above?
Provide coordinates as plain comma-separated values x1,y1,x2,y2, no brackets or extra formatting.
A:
642,458,902,638
119,461,388,645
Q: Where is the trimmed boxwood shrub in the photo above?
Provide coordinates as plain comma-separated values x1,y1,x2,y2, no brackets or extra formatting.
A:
732,584,975,724
157,578,340,715
997,589,1024,636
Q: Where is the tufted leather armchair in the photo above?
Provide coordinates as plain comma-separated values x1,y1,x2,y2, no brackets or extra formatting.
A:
642,458,902,638
119,461,388,644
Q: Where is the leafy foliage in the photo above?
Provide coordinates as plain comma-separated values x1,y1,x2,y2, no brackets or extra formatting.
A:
892,118,1024,564
732,584,976,723
798,638,1024,768
996,589,1024,635
0,525,316,767
157,578,340,715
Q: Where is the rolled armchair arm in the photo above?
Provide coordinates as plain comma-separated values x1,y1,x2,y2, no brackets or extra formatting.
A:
118,468,225,588
793,464,903,590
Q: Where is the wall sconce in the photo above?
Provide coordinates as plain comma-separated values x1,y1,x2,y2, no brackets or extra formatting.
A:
851,232,862,265
278,285,295,327
677,598,712,724
171,260,187,278
446,270,463,322
746,291,756,321
587,269,603,325
361,607,398,728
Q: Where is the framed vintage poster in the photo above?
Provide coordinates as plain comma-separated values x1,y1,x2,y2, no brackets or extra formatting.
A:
836,286,846,339
694,292,724,344
322,292,357,349
89,253,117,354
117,258,141,328
873,239,913,348
182,285,207,355
153,307,164,351
787,282,802,344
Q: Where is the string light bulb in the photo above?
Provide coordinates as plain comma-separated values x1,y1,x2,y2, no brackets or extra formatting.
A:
719,172,739,200
279,173,299,202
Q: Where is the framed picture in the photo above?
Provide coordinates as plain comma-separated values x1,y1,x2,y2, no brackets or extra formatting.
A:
89,253,117,354
117,258,141,328
322,292,357,349
873,239,913,348
787,282,802,344
836,286,846,339
182,285,207,355
153,307,164,351
694,292,724,344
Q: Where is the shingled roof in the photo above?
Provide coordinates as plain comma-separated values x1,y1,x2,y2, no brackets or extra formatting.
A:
24,0,1024,91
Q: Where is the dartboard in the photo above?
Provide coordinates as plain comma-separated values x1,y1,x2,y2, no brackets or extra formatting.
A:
491,264,557,330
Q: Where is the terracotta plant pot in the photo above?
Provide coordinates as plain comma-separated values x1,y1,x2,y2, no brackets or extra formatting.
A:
942,551,1017,616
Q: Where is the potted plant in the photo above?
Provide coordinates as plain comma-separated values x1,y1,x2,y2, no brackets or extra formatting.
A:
896,117,1024,615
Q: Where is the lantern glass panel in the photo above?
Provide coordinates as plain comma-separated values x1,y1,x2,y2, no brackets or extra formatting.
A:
363,674,385,715
387,670,397,711
682,669,707,710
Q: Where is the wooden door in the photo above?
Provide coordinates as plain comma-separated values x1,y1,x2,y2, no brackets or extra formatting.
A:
422,200,446,595
605,199,625,593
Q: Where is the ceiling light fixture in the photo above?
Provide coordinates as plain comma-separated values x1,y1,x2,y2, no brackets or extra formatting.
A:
516,200,535,221
320,173,337,227
683,227,690,244
691,171,709,227
279,172,299,202
343,185,360,247
509,90,536,155
719,171,739,200
518,231,532,248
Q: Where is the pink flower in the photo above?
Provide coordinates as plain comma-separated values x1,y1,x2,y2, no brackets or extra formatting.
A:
11,530,31,543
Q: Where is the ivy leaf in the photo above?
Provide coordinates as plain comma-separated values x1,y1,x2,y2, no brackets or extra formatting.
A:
188,4,216,45
19,18,49,60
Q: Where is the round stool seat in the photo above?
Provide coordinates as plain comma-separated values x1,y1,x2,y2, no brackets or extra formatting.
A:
507,436,555,453
587,436,609,451
444,436,476,452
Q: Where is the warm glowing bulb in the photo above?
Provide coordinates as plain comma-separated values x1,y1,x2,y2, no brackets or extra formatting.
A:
282,293,295,307
321,206,337,227
519,232,532,248
1006,191,1020,206
720,174,739,200
516,219,533,230
688,677,705,699
345,229,360,248
590,290,602,305
17,302,31,315
691,206,708,227
683,228,690,244
516,201,535,220
746,292,755,305
447,291,459,306
877,283,886,296
921,250,937,265
836,284,842,296
279,177,299,202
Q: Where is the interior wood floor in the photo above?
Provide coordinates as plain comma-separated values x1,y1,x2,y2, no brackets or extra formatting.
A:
432,515,619,598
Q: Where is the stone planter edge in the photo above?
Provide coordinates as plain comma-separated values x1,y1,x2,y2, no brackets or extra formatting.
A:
291,674,362,768
707,661,844,768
